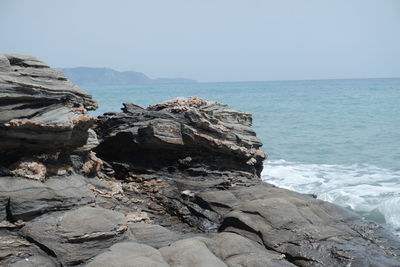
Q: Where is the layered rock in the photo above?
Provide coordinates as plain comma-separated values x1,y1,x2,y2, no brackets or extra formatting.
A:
0,54,97,162
1,56,399,266
94,97,400,266
95,96,265,180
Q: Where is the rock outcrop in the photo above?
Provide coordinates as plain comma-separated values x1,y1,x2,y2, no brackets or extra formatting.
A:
0,55,399,267
0,54,97,163
94,97,400,267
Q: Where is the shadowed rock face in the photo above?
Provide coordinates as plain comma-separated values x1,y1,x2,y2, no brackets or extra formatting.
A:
0,54,97,162
95,96,266,180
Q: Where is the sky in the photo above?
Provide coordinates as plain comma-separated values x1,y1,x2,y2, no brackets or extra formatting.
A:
0,0,399,82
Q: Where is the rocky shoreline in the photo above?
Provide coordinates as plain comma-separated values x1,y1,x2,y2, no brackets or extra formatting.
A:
0,54,399,266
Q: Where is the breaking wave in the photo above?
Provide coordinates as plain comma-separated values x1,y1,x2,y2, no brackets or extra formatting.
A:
261,160,400,235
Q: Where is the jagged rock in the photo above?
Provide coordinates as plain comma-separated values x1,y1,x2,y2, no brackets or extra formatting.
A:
21,206,129,266
95,96,265,180
0,230,58,266
213,184,400,266
94,97,266,230
93,97,400,266
0,54,97,162
9,159,47,181
86,242,169,267
0,173,94,221
1,59,399,267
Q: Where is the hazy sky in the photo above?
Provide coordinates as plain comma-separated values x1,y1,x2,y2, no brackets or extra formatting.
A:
1,0,399,82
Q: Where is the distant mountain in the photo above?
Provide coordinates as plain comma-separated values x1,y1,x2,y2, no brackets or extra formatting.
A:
61,67,196,86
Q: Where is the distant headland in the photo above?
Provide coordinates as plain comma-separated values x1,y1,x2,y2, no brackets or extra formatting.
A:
61,67,197,86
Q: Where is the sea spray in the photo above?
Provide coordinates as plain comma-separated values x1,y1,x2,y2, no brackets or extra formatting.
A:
262,160,400,235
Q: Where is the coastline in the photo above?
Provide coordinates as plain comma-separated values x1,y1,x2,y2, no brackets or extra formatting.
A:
1,54,399,266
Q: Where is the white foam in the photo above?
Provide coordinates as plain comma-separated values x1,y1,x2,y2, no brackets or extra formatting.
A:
261,160,400,235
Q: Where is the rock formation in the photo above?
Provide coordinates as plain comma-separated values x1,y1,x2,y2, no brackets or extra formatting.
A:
0,55,399,266
0,54,97,163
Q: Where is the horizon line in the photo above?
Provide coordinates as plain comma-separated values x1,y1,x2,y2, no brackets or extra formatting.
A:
58,66,400,84
199,76,400,84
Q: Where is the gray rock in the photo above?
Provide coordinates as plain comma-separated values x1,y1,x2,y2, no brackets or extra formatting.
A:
0,173,94,221
159,237,227,267
0,230,58,266
210,232,295,267
95,96,265,180
217,185,400,267
129,223,180,249
9,255,59,267
85,242,169,267
21,206,129,266
0,54,97,161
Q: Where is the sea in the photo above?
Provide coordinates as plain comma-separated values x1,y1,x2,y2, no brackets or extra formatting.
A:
82,78,400,235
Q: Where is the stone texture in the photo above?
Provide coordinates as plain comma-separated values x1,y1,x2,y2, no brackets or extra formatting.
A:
159,237,227,267
216,185,400,267
1,58,400,267
94,98,400,266
86,242,169,267
0,54,97,162
9,255,59,267
95,96,265,180
21,206,129,266
128,223,181,249
210,232,295,267
0,173,94,221
0,230,58,266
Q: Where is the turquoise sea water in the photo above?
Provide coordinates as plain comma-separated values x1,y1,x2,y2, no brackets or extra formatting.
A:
83,78,400,235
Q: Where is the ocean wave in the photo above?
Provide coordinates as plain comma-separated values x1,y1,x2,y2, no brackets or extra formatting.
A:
261,160,400,235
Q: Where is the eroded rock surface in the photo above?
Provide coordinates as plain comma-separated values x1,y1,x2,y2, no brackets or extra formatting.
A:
0,173,94,222
95,96,265,180
0,54,97,162
93,97,400,267
21,206,129,266
1,57,399,266
86,242,169,267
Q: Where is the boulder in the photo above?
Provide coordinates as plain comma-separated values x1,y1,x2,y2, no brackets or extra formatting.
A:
0,230,58,266
128,223,181,249
159,237,227,267
0,173,94,222
21,206,129,266
0,54,97,162
95,96,265,181
86,242,169,267
93,98,400,266
210,232,294,267
215,185,400,266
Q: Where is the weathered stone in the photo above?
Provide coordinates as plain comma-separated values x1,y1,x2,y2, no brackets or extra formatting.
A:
0,54,97,162
9,159,47,181
159,237,227,267
94,96,265,180
129,223,180,249
217,185,400,267
9,255,59,267
21,206,129,266
0,230,58,266
86,242,169,267
0,173,94,221
210,232,294,267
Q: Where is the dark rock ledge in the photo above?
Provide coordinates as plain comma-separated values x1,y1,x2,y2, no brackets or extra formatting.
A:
0,55,399,267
